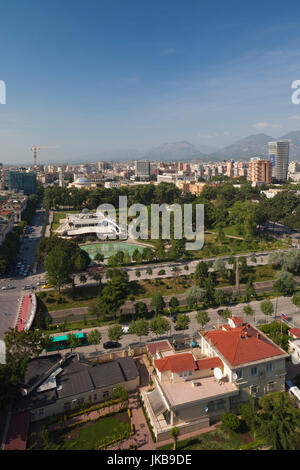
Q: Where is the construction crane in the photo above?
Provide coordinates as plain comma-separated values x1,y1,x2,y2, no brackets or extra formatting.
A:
29,146,58,172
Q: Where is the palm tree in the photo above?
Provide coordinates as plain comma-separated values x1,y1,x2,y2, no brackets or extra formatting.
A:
170,427,180,450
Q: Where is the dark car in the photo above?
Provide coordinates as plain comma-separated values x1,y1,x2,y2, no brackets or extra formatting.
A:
174,325,184,331
103,341,121,349
217,309,224,316
172,314,177,322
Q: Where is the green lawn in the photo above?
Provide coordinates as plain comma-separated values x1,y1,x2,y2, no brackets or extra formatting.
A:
62,411,130,450
158,425,253,450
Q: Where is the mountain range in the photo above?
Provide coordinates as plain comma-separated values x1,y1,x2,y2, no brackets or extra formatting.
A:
47,130,300,164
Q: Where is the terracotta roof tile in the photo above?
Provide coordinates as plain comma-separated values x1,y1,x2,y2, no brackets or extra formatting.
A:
289,328,300,338
147,341,172,356
196,357,223,370
154,353,197,373
204,324,285,366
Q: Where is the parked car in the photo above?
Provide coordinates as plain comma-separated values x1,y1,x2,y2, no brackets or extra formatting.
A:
23,284,34,290
1,285,15,290
121,325,130,334
172,314,177,322
103,341,121,349
42,284,54,289
217,309,224,316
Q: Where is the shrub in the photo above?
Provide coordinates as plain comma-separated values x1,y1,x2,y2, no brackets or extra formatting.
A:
221,413,240,432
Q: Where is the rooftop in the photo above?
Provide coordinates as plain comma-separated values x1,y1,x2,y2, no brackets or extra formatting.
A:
203,323,286,366
154,353,197,373
159,375,238,408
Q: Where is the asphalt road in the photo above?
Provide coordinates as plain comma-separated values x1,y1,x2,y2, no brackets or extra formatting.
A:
46,294,300,356
0,209,45,339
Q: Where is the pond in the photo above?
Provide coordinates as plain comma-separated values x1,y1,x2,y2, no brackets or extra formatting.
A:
80,241,146,259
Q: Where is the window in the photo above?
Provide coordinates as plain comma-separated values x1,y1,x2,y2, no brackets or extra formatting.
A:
235,369,243,379
103,391,110,399
251,367,258,376
267,382,275,392
188,370,192,376
94,394,97,401
250,385,258,396
208,402,215,412
266,363,274,373
216,399,225,410
39,408,44,417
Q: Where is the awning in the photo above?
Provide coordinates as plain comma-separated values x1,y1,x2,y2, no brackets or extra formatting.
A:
147,387,168,416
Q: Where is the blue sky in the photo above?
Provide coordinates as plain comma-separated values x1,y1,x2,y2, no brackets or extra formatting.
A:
1,0,300,162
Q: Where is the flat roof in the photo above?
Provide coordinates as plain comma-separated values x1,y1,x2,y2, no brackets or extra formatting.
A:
159,375,238,408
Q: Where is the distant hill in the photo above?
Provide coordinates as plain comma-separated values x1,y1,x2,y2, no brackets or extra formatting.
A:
56,130,300,164
279,130,300,159
209,133,275,161
145,141,209,161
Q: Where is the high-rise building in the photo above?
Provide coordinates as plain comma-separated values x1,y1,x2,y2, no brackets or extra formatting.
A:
268,140,289,181
8,171,37,195
247,158,272,184
134,160,150,179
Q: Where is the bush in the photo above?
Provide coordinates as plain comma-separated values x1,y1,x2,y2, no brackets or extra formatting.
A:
221,413,240,432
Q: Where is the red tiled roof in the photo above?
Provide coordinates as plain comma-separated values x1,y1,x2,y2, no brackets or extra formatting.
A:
154,353,197,373
204,324,285,366
289,328,300,338
196,357,223,371
229,316,243,326
147,341,172,356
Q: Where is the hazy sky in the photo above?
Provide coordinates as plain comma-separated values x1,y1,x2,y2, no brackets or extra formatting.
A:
1,0,300,163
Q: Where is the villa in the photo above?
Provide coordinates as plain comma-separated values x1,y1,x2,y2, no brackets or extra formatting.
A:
143,318,288,441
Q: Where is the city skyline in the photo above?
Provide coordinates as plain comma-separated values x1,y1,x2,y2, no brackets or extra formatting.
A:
2,1,300,162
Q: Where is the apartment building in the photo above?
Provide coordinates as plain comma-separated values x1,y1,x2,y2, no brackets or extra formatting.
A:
143,319,288,441
247,158,272,184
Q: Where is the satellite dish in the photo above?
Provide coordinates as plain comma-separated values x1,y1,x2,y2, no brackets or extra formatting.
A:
291,354,300,365
214,367,223,380
232,372,238,381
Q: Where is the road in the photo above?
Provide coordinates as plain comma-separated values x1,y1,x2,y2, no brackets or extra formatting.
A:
0,208,45,339
45,294,300,356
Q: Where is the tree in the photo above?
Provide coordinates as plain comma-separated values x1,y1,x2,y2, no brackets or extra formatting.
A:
42,334,54,354
79,274,87,285
146,267,153,276
150,315,171,337
129,318,149,344
221,413,240,432
67,333,81,352
176,314,190,330
170,427,180,450
194,261,209,287
245,278,256,301
273,271,296,295
94,252,104,263
151,293,166,315
134,301,148,318
186,285,205,309
214,289,229,306
243,305,254,323
169,296,180,314
44,245,73,293
221,308,232,320
87,329,102,351
196,310,210,331
5,328,45,365
255,392,300,450
260,300,274,322
292,291,300,308
108,324,123,342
